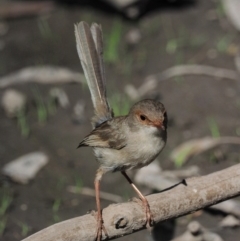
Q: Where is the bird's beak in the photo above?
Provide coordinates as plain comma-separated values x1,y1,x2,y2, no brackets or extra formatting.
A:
152,120,165,130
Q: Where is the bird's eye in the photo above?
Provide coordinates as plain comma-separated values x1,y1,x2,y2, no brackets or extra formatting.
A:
140,115,146,121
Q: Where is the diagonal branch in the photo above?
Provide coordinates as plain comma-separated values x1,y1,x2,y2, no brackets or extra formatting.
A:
22,163,240,241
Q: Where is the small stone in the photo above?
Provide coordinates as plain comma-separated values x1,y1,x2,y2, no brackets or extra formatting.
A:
188,221,201,235
125,28,141,45
172,221,224,241
223,0,240,31
124,84,139,101
220,215,240,228
49,87,69,108
211,199,240,217
72,100,86,124
126,7,140,19
2,152,48,184
1,89,27,118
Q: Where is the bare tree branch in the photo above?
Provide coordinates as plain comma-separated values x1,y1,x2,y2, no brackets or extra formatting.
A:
22,163,240,241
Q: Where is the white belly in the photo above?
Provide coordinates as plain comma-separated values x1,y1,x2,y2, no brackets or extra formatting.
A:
93,125,166,173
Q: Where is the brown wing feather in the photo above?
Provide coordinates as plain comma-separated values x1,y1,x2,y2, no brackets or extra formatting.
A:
78,117,127,150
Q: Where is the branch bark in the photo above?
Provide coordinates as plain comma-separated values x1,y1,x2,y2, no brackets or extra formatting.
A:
22,163,240,241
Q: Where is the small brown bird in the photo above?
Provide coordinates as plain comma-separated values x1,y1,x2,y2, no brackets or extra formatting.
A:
74,21,167,241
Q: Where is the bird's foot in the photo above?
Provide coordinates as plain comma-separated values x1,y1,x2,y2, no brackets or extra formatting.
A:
94,211,108,241
145,202,154,230
133,197,154,230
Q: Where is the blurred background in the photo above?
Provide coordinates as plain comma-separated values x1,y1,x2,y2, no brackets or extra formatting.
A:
0,0,240,240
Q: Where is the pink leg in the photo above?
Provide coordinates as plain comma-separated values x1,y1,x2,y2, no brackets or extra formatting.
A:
121,171,153,228
94,169,108,241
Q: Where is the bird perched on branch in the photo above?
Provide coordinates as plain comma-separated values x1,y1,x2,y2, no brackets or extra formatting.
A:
74,21,167,241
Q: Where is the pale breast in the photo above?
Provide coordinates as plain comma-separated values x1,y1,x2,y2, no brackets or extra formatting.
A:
93,125,166,173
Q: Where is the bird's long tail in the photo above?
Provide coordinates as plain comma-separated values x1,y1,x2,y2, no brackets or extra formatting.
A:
74,21,112,127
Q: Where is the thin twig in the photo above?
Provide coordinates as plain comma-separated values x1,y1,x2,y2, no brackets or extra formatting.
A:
149,64,239,82
126,64,239,101
0,66,84,88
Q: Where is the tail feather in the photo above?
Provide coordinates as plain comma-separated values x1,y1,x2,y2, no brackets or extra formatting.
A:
90,23,106,90
74,22,112,126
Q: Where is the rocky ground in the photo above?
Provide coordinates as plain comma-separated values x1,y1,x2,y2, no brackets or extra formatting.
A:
0,0,240,240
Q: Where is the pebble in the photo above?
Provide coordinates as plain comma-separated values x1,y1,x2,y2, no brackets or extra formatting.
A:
72,100,86,124
1,89,27,118
2,152,48,184
125,28,141,45
49,87,70,108
223,0,240,31
210,199,240,218
220,215,240,228
171,221,224,241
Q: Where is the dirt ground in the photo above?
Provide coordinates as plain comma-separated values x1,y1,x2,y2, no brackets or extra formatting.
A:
0,0,240,240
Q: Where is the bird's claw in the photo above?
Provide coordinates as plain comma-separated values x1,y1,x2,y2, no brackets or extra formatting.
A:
95,211,108,241
145,204,154,230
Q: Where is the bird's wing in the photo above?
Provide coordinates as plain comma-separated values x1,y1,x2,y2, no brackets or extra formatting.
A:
78,119,127,150
74,21,112,127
